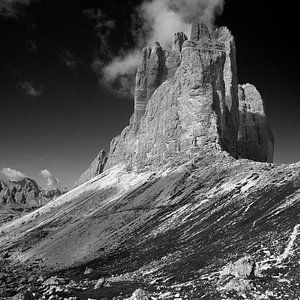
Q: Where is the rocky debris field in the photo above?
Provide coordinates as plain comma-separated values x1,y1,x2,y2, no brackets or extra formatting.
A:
1,152,300,299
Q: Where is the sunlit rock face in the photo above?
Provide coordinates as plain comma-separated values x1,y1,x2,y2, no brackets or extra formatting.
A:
237,84,274,162
89,22,273,174
75,149,107,186
106,22,240,170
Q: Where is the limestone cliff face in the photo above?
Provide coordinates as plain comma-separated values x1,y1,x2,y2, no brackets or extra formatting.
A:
81,22,273,180
133,33,187,127
237,84,274,162
105,22,240,170
75,149,107,186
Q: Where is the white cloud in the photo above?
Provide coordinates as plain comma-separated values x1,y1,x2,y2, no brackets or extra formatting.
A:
40,169,59,189
101,0,225,94
0,0,33,17
103,50,141,82
1,167,27,181
19,81,43,97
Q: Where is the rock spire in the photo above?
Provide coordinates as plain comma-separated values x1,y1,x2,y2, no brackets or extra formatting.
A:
77,22,274,184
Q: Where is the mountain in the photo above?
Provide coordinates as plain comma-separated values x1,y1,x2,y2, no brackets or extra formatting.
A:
0,22,299,300
77,22,273,184
75,149,107,186
0,177,62,224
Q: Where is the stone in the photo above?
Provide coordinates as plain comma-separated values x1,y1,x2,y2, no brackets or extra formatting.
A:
1,251,10,259
164,32,188,78
84,267,93,275
105,21,233,170
190,21,211,41
172,32,188,52
11,291,34,300
94,277,105,289
104,22,274,171
37,275,45,282
215,26,239,156
75,149,108,186
129,288,150,300
220,255,256,279
43,276,64,286
133,42,166,126
220,278,253,294
237,84,274,162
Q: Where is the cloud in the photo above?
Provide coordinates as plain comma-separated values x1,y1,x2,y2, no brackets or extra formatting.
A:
40,169,59,189
19,81,43,97
59,48,82,71
0,0,33,17
96,0,225,97
103,50,141,82
1,167,27,181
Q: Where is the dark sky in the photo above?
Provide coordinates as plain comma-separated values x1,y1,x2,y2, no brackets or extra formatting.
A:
0,0,299,188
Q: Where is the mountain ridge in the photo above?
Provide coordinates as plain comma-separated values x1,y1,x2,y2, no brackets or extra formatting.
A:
77,22,273,185
0,177,63,224
0,22,298,299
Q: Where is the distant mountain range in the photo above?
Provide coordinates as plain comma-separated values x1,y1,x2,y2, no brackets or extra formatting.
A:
0,177,63,224
0,21,299,299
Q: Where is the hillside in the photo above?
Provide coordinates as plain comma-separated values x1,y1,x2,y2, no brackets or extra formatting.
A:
0,22,299,300
0,178,62,225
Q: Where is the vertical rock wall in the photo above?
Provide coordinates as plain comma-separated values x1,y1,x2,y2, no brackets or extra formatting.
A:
77,22,274,184
237,84,274,162
75,150,108,186
105,22,231,169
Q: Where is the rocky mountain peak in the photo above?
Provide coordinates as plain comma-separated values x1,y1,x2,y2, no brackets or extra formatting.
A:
172,32,187,52
75,149,108,186
77,22,274,183
190,21,212,41
0,177,63,223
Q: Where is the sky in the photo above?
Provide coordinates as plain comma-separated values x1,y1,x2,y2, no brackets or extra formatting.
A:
0,0,299,189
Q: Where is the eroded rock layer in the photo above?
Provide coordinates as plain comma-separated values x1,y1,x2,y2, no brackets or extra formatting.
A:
105,22,241,170
81,22,273,182
237,84,274,162
76,149,107,186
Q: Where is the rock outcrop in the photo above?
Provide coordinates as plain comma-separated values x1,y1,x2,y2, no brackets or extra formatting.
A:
1,152,300,299
105,21,270,170
105,21,274,170
77,22,273,184
1,22,298,300
237,84,274,162
75,149,107,186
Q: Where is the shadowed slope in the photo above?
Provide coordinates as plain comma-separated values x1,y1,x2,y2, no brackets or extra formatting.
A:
1,149,300,298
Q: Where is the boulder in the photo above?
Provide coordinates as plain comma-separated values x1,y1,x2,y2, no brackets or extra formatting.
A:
128,288,150,300
220,255,256,279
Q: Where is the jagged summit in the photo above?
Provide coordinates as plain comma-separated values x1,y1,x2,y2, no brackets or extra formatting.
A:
190,21,212,40
0,177,62,224
105,22,273,169
77,22,274,185
2,22,300,300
